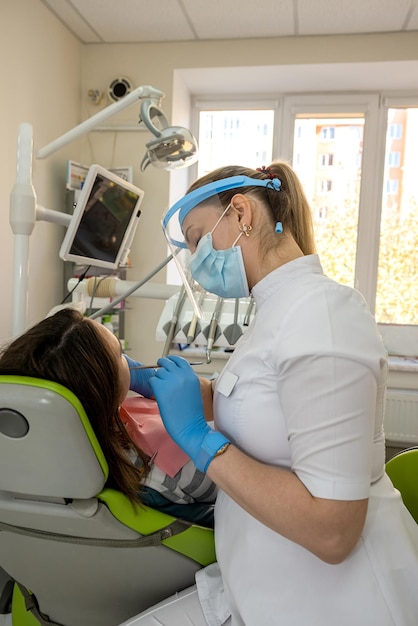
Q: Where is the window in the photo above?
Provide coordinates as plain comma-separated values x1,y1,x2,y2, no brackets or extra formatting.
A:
192,93,418,354
385,179,399,194
320,126,335,140
320,153,334,167
282,105,365,288
196,107,275,176
317,206,328,220
375,106,418,325
280,95,418,342
388,123,402,139
388,151,401,167
318,180,333,193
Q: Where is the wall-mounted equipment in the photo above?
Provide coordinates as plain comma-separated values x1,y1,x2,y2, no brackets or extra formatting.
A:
108,76,133,102
9,85,199,336
60,164,144,271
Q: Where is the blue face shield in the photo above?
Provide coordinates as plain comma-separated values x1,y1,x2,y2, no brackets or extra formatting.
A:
162,175,281,248
161,174,281,304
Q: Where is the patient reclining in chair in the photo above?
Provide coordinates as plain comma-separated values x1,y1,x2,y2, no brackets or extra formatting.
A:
0,308,216,527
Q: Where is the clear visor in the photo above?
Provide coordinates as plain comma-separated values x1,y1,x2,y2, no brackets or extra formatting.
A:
163,191,225,319
165,239,204,319
162,175,282,316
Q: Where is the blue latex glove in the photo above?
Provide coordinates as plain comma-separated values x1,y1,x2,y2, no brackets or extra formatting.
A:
123,354,155,398
149,355,229,472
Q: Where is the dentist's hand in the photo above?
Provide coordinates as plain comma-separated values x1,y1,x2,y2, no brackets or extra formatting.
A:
150,356,229,472
123,354,154,398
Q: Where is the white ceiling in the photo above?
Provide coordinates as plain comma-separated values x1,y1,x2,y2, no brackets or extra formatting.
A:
41,0,418,44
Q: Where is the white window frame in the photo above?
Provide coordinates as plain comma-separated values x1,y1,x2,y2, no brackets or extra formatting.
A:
191,92,418,356
189,95,281,182
377,95,418,355
278,94,386,311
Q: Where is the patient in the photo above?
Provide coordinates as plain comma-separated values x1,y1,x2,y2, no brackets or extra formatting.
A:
0,309,216,527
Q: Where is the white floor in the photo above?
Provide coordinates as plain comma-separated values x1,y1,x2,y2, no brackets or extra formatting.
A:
0,614,11,625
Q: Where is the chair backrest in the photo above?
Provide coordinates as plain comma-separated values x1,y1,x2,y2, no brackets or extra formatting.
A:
386,446,418,524
0,376,215,626
0,376,108,498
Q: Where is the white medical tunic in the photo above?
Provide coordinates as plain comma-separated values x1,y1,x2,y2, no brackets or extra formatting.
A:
196,255,418,626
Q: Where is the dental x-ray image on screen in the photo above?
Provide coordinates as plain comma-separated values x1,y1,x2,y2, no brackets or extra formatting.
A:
60,165,144,270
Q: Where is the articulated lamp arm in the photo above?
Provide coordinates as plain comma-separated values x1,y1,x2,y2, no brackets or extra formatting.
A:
36,85,164,160
9,85,194,337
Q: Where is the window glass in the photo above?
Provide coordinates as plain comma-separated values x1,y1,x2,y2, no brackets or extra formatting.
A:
292,117,364,287
198,110,274,175
375,107,418,324
193,97,418,353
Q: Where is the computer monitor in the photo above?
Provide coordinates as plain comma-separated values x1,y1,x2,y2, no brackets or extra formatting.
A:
60,164,144,270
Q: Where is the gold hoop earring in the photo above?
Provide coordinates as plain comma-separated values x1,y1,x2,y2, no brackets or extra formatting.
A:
239,223,252,237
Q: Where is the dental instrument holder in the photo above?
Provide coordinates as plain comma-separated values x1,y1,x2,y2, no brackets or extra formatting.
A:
156,293,256,360
9,85,197,337
203,297,223,364
183,291,205,344
162,286,187,357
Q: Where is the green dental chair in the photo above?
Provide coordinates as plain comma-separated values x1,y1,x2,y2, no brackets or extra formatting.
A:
386,446,418,524
0,376,215,626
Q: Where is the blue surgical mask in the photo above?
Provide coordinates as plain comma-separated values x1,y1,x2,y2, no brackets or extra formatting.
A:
188,205,250,298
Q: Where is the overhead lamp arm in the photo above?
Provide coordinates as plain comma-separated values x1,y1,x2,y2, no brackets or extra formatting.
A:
36,85,164,159
9,85,197,337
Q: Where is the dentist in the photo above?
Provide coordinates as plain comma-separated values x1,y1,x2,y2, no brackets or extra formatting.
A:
125,162,418,626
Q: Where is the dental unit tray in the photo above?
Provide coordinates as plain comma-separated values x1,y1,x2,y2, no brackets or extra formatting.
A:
156,293,256,350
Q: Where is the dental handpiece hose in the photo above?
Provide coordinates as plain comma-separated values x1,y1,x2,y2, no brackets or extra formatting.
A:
162,286,187,357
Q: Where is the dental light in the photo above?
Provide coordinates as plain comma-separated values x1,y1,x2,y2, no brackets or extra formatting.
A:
139,100,198,171
9,85,199,337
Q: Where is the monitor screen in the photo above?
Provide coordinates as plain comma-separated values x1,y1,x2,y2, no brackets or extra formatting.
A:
60,164,144,270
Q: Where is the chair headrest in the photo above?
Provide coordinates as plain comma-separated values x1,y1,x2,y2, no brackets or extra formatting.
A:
0,376,108,499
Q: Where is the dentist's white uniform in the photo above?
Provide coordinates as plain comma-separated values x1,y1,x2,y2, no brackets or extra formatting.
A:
124,255,418,626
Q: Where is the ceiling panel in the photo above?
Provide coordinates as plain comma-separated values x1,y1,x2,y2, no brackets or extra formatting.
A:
70,0,196,42
182,0,295,40
40,0,418,43
297,0,413,36
41,0,102,42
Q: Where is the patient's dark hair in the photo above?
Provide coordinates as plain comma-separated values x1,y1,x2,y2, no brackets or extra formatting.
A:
0,308,149,504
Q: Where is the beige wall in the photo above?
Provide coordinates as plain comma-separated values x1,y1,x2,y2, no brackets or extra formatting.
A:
1,3,417,365
1,0,82,343
79,32,418,363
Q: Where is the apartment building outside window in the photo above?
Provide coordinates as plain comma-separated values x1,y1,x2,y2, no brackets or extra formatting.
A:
193,94,418,354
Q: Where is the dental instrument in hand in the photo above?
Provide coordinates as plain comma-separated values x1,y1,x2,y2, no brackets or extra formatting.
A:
129,361,203,370
149,356,230,473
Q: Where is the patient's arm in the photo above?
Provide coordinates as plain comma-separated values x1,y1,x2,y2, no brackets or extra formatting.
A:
199,377,214,422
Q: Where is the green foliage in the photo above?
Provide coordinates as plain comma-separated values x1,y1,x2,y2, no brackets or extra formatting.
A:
312,198,418,324
376,199,418,324
313,209,357,287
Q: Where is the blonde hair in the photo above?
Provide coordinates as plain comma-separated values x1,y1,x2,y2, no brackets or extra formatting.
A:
188,160,316,255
